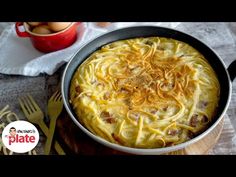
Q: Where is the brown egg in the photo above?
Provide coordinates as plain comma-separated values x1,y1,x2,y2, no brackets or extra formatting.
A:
48,22,72,32
32,25,52,34
96,22,111,28
28,22,43,26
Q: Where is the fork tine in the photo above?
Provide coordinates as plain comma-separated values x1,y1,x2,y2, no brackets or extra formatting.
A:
21,97,33,114
27,94,41,111
55,92,62,101
19,98,30,116
24,96,36,112
50,90,59,101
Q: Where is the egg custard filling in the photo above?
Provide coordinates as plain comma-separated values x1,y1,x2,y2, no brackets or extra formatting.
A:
70,37,220,148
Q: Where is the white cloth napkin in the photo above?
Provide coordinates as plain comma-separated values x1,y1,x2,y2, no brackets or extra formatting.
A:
0,22,180,76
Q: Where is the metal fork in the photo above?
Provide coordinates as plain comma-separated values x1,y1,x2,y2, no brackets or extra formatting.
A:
19,94,65,155
44,90,63,155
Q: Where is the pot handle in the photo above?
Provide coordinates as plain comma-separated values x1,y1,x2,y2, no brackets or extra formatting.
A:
227,60,236,82
15,22,30,37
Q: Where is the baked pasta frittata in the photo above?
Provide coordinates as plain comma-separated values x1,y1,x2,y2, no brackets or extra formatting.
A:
70,37,220,148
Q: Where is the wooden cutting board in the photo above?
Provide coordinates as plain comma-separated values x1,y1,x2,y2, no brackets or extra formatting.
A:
55,109,224,155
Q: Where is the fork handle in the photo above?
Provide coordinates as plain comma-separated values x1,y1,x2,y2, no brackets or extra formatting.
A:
38,120,65,155
44,117,57,155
